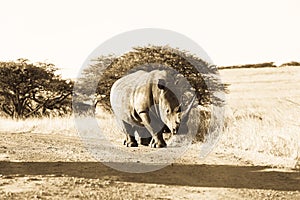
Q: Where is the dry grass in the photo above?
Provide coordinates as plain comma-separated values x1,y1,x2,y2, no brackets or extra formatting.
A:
217,66,300,168
0,116,78,137
218,103,300,168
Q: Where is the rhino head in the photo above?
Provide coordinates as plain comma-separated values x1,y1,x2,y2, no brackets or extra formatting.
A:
157,79,196,135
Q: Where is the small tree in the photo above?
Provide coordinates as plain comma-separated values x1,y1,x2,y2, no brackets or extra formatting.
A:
0,59,73,118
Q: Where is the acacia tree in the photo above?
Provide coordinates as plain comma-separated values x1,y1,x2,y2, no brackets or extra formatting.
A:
0,59,73,119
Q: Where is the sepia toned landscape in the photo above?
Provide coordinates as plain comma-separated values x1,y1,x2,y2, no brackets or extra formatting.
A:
0,61,299,199
1,0,300,199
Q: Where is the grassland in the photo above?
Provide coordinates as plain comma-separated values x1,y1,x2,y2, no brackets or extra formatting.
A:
218,66,300,168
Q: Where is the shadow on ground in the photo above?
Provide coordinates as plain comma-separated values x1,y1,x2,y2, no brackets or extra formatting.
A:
0,161,299,191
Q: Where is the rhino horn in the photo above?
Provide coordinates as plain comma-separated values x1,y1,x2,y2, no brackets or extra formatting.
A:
182,95,197,122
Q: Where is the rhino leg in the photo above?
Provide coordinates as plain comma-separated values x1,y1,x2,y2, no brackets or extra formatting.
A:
150,123,168,148
124,134,138,147
139,112,167,148
122,121,138,147
150,130,167,148
136,127,152,146
140,137,152,146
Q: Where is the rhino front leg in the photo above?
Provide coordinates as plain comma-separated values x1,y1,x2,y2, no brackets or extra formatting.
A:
150,130,166,148
139,112,166,148
122,121,138,147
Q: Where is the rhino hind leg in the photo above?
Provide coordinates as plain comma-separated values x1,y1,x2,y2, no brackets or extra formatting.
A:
140,137,152,146
136,127,152,146
124,134,138,147
122,121,138,147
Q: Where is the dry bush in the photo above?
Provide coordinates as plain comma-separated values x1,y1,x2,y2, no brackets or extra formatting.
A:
279,61,300,67
218,62,277,70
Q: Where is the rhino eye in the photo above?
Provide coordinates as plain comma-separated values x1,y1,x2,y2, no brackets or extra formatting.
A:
166,109,170,113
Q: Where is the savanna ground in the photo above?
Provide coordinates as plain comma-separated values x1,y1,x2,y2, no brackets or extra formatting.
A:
0,66,299,199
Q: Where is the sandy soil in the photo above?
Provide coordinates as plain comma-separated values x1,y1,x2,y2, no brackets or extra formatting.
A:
0,132,299,199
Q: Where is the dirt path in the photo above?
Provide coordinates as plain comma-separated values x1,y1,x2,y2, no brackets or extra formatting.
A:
0,132,299,199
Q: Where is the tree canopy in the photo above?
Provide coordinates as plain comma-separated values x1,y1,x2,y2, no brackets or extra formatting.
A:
0,59,73,118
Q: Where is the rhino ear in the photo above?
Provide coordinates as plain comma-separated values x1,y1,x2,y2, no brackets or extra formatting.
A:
158,79,166,90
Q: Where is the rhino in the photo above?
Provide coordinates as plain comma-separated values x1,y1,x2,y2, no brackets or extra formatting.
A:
110,69,195,148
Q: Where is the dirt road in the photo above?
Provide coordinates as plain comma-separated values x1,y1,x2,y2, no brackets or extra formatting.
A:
0,132,299,199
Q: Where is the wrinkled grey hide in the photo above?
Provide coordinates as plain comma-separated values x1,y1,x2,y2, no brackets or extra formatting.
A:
110,70,194,148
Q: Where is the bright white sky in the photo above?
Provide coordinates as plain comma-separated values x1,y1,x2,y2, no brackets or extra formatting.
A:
1,0,299,78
